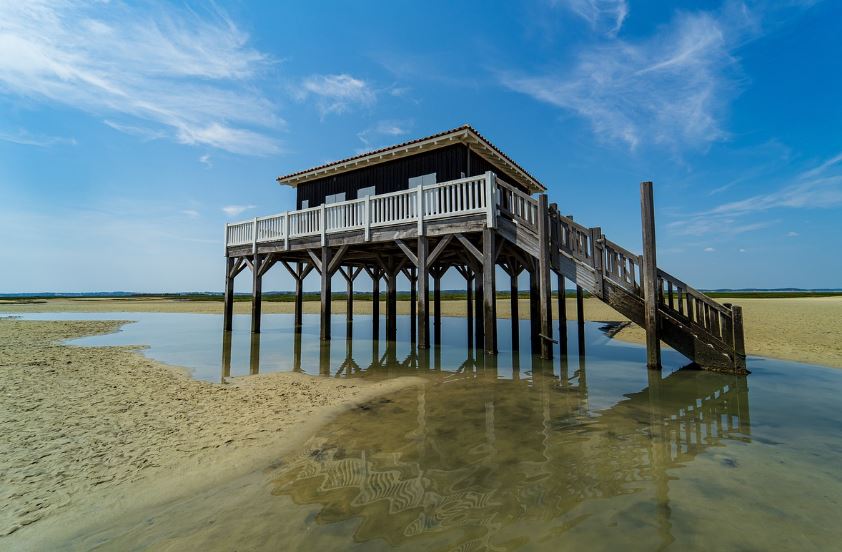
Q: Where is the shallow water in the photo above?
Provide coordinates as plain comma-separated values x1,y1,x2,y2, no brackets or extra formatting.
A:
8,311,842,550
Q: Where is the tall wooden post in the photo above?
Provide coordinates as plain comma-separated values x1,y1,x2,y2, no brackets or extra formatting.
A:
417,237,429,349
466,270,474,348
346,269,354,323
223,256,234,332
251,254,262,334
576,285,586,355
510,265,520,350
475,276,484,347
320,246,333,341
294,261,304,329
537,195,553,360
482,228,497,354
409,268,417,343
433,269,442,346
731,305,746,372
557,273,567,353
386,269,397,341
371,267,380,339
529,265,540,353
640,181,661,369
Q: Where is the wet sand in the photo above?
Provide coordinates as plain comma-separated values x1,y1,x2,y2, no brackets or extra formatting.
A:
0,318,421,547
3,295,841,368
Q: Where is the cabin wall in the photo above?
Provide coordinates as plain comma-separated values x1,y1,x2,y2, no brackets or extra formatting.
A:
296,144,527,208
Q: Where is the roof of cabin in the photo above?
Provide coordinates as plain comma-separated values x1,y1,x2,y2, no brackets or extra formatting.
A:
276,124,546,193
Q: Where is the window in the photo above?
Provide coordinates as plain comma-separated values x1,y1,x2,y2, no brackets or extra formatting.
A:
301,199,309,209
325,192,346,204
357,186,376,198
408,172,437,188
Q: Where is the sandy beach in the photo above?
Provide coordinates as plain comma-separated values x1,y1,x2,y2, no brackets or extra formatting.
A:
3,295,841,368
0,318,422,547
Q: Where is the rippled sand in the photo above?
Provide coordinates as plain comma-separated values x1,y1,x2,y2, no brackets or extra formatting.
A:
0,319,420,547
3,295,841,368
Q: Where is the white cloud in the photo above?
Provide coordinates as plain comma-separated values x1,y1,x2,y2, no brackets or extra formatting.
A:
0,1,282,155
0,128,76,147
181,209,200,218
555,0,629,35
356,120,411,151
199,154,212,168
704,247,716,252
295,74,375,117
501,9,742,151
786,231,799,237
222,205,256,217
739,248,747,253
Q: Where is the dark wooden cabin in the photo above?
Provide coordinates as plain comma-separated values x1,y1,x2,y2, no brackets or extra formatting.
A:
276,125,546,209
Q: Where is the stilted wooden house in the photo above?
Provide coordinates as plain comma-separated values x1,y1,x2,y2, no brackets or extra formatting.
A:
223,125,746,373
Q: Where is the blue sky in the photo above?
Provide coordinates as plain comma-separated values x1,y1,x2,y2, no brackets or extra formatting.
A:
1,0,840,293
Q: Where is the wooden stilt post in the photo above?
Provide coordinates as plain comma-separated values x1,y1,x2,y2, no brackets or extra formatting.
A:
510,262,520,350
409,268,417,343
475,273,484,348
557,273,568,353
529,264,540,353
294,262,304,329
387,268,397,341
433,268,442,346
251,254,262,334
466,269,474,348
537,195,553,360
320,246,333,341
417,237,429,349
576,285,585,355
482,228,497,354
640,181,661,369
346,268,354,323
223,256,234,332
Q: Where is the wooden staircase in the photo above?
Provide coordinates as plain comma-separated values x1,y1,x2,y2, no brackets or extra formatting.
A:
495,183,747,374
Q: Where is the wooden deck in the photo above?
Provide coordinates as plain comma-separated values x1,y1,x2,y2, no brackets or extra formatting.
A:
224,172,747,373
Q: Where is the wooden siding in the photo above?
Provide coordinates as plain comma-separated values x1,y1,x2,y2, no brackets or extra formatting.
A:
297,144,526,208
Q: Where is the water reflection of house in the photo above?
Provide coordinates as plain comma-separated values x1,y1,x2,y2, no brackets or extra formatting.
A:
268,348,751,549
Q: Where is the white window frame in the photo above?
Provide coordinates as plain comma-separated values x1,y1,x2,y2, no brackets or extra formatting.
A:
325,192,346,204
409,172,437,188
357,186,376,198
301,199,309,209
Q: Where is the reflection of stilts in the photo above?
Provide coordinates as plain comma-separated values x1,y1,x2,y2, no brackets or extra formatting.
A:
646,368,675,549
221,331,232,384
249,332,260,375
576,285,586,357
319,339,331,376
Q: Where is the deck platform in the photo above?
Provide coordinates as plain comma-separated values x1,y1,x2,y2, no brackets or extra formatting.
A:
224,172,747,373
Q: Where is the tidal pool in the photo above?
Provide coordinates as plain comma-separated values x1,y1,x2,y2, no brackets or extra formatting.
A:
8,311,842,550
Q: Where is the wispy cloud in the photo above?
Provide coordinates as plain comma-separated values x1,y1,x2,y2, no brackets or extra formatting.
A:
222,205,256,217
786,231,799,237
501,8,746,151
553,0,629,35
356,120,411,152
0,128,76,147
199,154,212,168
181,209,200,218
704,247,716,252
294,74,375,118
0,1,282,155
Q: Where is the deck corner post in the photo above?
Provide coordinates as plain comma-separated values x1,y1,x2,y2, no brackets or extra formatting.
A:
590,226,605,298
557,273,568,352
223,256,234,332
252,217,258,254
320,204,326,247
640,181,661,369
320,246,333,340
251,253,262,334
485,171,497,229
284,211,290,250
537,195,553,360
417,183,425,236
417,236,429,349
482,227,497,354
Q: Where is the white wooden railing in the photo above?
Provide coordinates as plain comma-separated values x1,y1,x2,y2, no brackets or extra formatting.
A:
225,172,539,250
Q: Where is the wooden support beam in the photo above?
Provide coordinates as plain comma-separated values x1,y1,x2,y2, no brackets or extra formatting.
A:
307,249,322,273
510,262,520,350
427,235,453,267
432,266,443,346
386,268,397,341
640,181,661,369
482,228,497,354
576,285,585,355
251,254,262,334
557,272,568,354
394,239,419,267
417,237,429,349
320,246,333,341
294,261,304,328
223,256,234,332
455,233,483,263
327,244,350,275
529,261,540,354
365,266,381,339
345,267,354,323
537,195,553,359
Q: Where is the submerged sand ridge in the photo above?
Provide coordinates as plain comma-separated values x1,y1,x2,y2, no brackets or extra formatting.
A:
3,295,842,368
0,318,420,543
